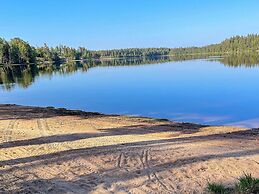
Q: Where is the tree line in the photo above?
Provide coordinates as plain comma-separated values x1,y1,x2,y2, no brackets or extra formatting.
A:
93,34,259,58
1,34,259,65
0,38,93,65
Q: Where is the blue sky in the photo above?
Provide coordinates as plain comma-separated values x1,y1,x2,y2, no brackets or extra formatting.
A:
1,0,259,50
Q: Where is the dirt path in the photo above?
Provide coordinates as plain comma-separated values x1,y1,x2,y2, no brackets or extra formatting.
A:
0,104,258,193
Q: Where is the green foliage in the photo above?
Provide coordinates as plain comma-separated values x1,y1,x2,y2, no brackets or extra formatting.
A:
207,174,259,194
92,47,171,58
0,38,36,65
1,34,259,65
0,38,10,64
235,173,259,194
92,34,259,58
207,183,230,194
0,39,92,65
9,38,36,64
36,44,92,64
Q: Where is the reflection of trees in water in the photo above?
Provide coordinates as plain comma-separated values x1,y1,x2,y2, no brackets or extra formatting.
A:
0,65,38,91
0,62,93,90
1,53,259,90
219,53,259,67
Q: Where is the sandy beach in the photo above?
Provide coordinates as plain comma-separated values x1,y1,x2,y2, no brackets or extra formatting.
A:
0,104,258,193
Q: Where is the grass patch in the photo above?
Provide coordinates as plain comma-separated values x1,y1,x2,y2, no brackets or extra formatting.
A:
235,173,259,194
207,173,259,194
207,183,230,194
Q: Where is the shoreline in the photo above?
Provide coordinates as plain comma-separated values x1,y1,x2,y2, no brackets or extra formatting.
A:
0,103,208,126
1,103,251,129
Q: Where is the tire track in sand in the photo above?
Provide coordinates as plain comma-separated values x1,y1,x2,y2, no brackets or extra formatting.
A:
31,118,55,155
115,149,172,193
2,119,18,143
141,148,173,192
115,150,149,193
117,152,125,169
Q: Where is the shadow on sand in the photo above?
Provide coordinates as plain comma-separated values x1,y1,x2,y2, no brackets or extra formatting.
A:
0,104,258,193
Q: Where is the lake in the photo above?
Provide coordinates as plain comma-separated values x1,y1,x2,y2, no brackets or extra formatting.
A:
1,56,259,128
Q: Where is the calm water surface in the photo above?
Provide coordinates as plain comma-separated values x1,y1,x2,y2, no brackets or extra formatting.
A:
1,58,259,127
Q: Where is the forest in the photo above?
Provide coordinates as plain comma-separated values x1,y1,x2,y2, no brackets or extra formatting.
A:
1,34,259,65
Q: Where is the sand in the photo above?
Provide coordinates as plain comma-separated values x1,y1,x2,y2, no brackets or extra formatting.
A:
0,104,258,194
